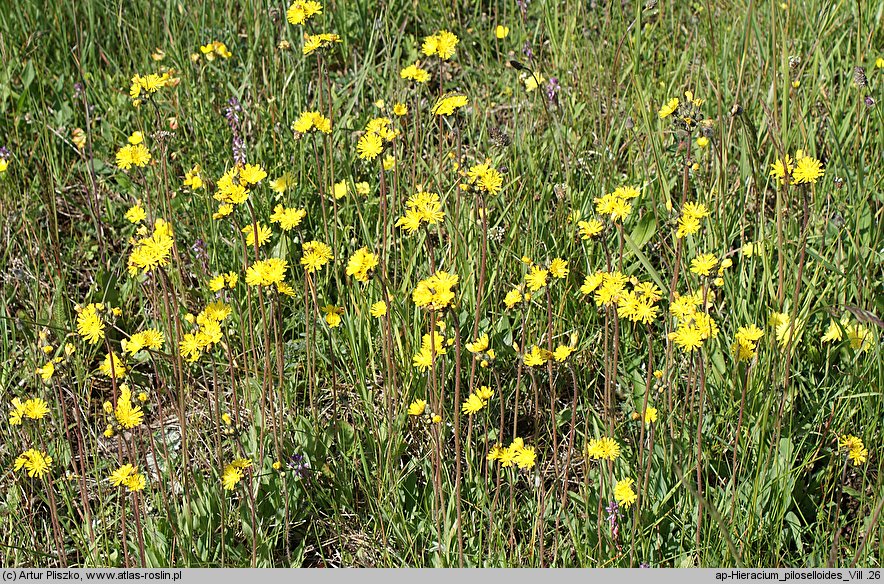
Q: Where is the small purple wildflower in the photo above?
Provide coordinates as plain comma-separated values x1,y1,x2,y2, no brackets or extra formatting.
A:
287,453,309,478
546,77,561,106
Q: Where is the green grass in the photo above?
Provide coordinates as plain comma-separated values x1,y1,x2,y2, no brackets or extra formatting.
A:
0,0,882,568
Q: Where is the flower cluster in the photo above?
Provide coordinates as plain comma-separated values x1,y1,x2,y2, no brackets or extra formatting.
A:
396,191,444,234
421,30,458,60
658,90,704,134
286,1,322,25
199,41,232,60
769,150,825,185
822,316,874,352
412,271,458,310
293,110,332,134
129,71,175,106
461,386,494,415
222,458,252,491
8,397,50,425
300,240,333,273
613,477,637,509
303,33,341,56
487,437,536,470
465,161,504,195
732,324,764,361
594,185,639,222
668,291,719,351
676,201,710,239
838,435,869,466
586,437,621,461
127,218,175,276
346,248,379,283
465,333,496,368
400,62,430,83
109,464,147,492
357,117,398,161
179,302,232,362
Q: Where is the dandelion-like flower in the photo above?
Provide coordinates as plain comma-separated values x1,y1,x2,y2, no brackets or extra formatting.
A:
14,449,52,479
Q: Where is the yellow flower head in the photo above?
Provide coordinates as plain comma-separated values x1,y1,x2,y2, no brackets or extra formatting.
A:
300,241,333,273
614,477,638,509
422,30,459,60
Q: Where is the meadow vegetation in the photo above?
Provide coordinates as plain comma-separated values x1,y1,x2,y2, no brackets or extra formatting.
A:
0,0,882,568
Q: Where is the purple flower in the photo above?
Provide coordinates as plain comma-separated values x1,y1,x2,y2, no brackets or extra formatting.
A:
546,77,561,105
522,41,533,60
606,500,621,540
287,453,309,478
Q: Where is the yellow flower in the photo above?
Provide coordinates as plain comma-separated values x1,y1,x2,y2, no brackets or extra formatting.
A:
293,110,332,134
503,288,523,308
466,333,489,354
791,152,825,184
246,258,288,286
222,458,252,491
125,203,147,224
14,449,52,479
689,253,718,276
392,103,408,116
523,345,550,367
116,144,151,170
412,271,458,310
400,63,430,83
461,393,485,415
658,97,679,118
522,71,545,92
495,25,509,39
270,173,294,193
586,437,621,461
115,386,143,429
525,266,548,291
346,248,379,283
549,258,569,279
300,241,333,273
333,181,349,199
127,218,175,276
696,136,709,148
99,352,126,380
286,0,322,25
357,132,384,160
553,345,574,362
322,304,344,328
839,435,868,466
370,300,387,318
241,223,273,247
109,464,146,492
35,361,55,382
269,204,307,231
643,407,658,426
514,446,536,470
431,94,469,116
578,219,604,239
422,30,459,60
302,33,341,56
614,477,637,509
